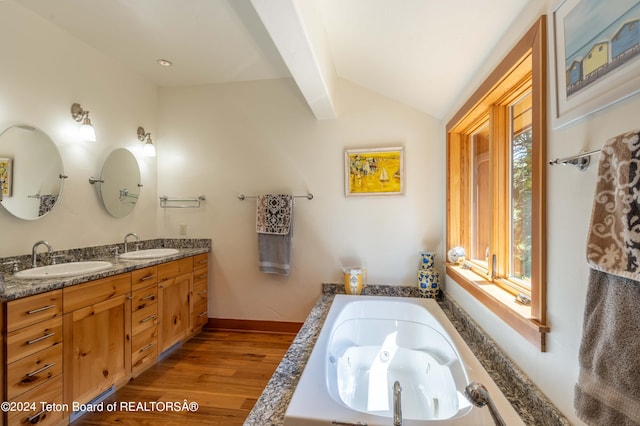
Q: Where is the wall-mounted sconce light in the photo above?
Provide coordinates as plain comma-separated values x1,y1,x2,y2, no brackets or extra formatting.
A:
137,126,156,157
70,103,96,142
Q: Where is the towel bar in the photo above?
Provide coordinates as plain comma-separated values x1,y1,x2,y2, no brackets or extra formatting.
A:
549,149,601,171
237,193,313,200
159,195,205,208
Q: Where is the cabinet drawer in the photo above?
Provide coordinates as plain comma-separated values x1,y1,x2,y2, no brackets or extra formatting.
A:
193,266,208,286
192,302,208,329
6,290,62,333
7,344,62,400
6,317,63,364
131,345,157,378
132,266,157,292
132,303,158,336
193,253,208,286
132,325,158,368
193,283,208,305
132,286,157,313
63,273,131,313
193,253,208,267
7,376,64,426
158,258,192,282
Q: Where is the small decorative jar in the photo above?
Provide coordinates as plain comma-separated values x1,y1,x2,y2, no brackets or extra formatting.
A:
417,252,440,298
447,246,466,265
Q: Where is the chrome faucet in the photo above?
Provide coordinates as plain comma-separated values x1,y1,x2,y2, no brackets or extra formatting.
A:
393,380,402,426
464,382,505,426
32,240,53,268
123,232,139,253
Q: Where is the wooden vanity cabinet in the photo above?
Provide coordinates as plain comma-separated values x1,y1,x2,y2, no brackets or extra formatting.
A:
131,266,158,377
1,251,209,425
157,258,192,354
3,290,64,426
191,253,209,333
62,274,131,408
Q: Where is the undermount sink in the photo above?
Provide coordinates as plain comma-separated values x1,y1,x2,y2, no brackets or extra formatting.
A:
118,248,179,260
15,261,114,279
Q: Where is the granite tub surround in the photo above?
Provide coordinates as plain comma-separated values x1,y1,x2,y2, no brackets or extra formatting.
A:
438,295,570,426
245,284,570,426
322,282,421,297
0,238,211,302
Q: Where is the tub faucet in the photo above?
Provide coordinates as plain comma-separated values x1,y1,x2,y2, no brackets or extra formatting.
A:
393,380,402,426
123,232,139,253
464,382,505,426
32,240,53,268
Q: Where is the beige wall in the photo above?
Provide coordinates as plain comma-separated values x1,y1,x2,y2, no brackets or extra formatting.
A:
157,78,443,321
0,1,159,256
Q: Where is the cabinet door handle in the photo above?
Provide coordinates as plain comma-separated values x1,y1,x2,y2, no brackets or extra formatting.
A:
26,332,56,345
139,343,155,353
140,314,157,323
26,305,56,315
27,409,46,424
198,274,208,279
26,362,55,378
140,274,156,281
198,311,208,318
140,294,155,301
198,259,207,264
197,290,207,296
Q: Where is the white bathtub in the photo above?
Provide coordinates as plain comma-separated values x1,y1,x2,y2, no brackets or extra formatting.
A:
284,295,524,425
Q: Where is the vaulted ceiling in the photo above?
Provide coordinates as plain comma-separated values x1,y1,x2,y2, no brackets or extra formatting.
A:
16,0,529,119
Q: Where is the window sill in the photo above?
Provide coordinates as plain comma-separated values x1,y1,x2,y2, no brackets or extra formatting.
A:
446,264,549,352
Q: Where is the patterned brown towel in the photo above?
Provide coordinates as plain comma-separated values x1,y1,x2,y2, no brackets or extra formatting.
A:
577,130,640,425
38,194,58,216
586,130,640,279
256,194,293,235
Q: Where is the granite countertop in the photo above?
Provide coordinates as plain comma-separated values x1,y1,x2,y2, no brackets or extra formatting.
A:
0,239,210,302
244,284,571,426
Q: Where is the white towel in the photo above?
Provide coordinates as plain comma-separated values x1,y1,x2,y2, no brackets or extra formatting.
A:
256,195,293,275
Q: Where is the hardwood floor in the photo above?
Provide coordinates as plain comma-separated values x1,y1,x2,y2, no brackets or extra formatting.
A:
73,328,295,426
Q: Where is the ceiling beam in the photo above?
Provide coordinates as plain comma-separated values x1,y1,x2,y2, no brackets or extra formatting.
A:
250,0,337,120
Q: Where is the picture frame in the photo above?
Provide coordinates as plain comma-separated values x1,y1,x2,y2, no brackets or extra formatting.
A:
551,0,640,128
0,157,12,197
344,147,404,197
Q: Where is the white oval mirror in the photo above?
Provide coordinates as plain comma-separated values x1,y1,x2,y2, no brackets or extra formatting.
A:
0,124,65,220
97,148,141,218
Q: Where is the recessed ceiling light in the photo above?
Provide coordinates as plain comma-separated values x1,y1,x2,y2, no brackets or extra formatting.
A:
157,59,173,67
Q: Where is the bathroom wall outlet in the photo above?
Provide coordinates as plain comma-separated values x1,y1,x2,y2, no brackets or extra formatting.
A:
179,224,187,235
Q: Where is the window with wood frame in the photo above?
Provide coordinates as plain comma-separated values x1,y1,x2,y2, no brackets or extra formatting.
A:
445,16,549,351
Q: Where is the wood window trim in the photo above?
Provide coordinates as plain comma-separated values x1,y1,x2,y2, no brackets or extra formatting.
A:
445,16,548,351
446,265,550,350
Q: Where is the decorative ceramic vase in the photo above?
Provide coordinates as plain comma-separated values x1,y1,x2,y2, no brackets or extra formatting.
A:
417,252,440,298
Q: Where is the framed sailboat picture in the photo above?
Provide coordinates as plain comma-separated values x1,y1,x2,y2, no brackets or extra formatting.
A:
345,147,404,196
